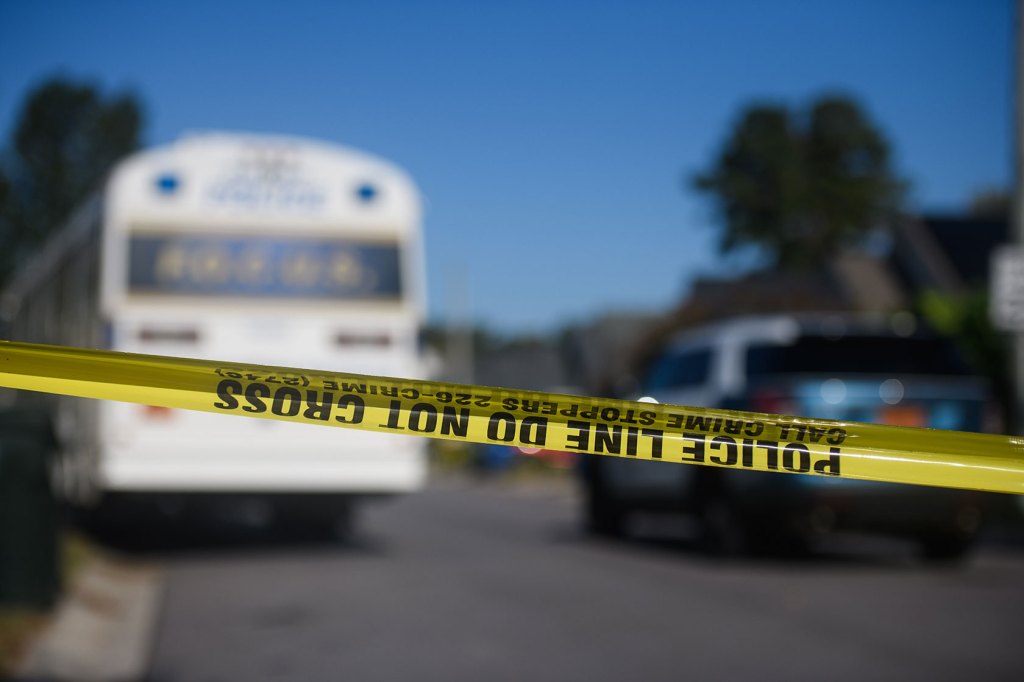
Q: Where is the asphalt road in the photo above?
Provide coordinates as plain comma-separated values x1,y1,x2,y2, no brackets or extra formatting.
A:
145,477,1024,682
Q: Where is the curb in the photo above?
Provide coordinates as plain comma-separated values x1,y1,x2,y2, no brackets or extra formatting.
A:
16,559,162,681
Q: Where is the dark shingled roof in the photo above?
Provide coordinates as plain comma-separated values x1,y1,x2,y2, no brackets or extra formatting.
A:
924,215,1008,287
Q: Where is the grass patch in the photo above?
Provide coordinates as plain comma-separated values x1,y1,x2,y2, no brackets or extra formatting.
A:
0,609,50,678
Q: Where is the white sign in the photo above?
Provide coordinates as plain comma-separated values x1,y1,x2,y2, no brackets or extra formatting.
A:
991,245,1024,331
207,158,326,211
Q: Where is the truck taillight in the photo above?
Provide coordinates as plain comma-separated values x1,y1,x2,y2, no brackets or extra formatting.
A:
983,400,1005,434
750,389,797,417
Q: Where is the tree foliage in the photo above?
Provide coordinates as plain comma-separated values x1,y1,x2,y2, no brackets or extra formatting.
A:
693,95,906,269
918,288,1010,426
0,77,143,285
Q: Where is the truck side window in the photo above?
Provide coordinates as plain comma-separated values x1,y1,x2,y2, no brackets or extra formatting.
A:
644,348,712,391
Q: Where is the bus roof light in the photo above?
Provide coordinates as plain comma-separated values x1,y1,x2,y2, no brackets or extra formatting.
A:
355,183,378,203
155,173,181,195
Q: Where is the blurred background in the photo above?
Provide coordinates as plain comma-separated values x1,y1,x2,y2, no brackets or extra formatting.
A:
2,1,1023,680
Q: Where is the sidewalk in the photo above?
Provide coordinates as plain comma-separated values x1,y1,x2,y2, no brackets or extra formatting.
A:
16,559,162,682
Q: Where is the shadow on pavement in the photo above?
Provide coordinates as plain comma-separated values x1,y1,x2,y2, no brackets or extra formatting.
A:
549,509,1024,571
70,500,386,558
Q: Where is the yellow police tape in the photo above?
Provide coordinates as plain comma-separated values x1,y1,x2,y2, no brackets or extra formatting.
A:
1,340,1023,494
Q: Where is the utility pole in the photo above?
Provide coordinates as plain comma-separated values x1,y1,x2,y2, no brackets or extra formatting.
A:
444,265,474,385
993,1,1024,432
1015,0,1024,433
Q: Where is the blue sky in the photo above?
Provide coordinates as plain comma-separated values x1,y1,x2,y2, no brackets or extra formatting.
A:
0,0,1014,333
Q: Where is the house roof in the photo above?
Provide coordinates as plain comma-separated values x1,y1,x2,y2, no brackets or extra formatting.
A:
890,214,1009,293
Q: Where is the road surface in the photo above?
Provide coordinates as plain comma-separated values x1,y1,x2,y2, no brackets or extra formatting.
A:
145,476,1024,681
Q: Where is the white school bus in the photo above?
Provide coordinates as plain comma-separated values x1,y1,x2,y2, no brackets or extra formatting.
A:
1,132,429,527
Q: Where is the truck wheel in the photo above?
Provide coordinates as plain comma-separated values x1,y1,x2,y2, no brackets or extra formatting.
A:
583,478,626,538
919,532,975,563
697,494,748,556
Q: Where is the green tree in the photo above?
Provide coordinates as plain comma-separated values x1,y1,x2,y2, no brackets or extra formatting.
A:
693,95,906,269
918,288,1011,427
0,77,143,285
